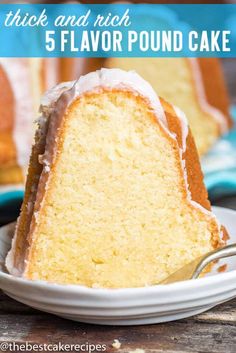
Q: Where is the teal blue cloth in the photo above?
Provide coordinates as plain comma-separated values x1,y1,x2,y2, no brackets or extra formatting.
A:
0,190,24,208
202,106,236,198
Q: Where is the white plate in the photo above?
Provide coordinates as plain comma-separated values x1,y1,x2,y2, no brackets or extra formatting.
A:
0,206,236,325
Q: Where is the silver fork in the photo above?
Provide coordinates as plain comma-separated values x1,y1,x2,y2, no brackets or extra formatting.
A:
161,243,236,285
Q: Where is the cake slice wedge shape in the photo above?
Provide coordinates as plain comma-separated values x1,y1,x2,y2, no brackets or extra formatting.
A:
6,69,225,288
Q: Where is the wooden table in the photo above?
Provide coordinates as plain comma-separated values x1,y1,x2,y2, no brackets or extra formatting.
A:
1,291,236,352
1,58,236,352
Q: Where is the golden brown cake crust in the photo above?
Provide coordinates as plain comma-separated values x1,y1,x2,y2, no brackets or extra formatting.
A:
162,98,228,245
0,65,17,169
161,98,211,211
197,58,232,130
59,58,101,82
60,58,78,82
0,166,23,184
11,125,46,273
40,60,47,94
0,65,14,132
0,132,17,167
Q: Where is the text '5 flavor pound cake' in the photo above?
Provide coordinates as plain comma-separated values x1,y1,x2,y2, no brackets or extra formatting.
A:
6,69,226,288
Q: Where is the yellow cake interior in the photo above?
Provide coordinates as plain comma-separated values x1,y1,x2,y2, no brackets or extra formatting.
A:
24,91,218,288
106,58,219,155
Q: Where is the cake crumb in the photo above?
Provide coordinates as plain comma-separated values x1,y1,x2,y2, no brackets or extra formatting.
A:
129,349,145,353
112,339,121,349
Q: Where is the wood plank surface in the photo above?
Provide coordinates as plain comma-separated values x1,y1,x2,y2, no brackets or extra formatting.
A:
0,290,236,352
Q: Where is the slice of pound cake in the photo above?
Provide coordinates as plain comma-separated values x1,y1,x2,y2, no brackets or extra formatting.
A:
94,58,232,156
6,69,226,288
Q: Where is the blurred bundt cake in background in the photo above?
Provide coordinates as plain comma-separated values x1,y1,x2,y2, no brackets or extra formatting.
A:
0,58,59,185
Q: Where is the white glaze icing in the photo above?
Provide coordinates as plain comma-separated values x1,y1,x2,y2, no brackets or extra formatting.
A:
42,68,168,128
0,59,34,169
40,68,179,165
5,236,17,275
188,58,228,134
180,151,220,228
173,105,189,152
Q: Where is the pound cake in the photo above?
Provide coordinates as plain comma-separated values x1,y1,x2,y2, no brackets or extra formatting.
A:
6,68,225,288
0,58,59,185
83,58,231,156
